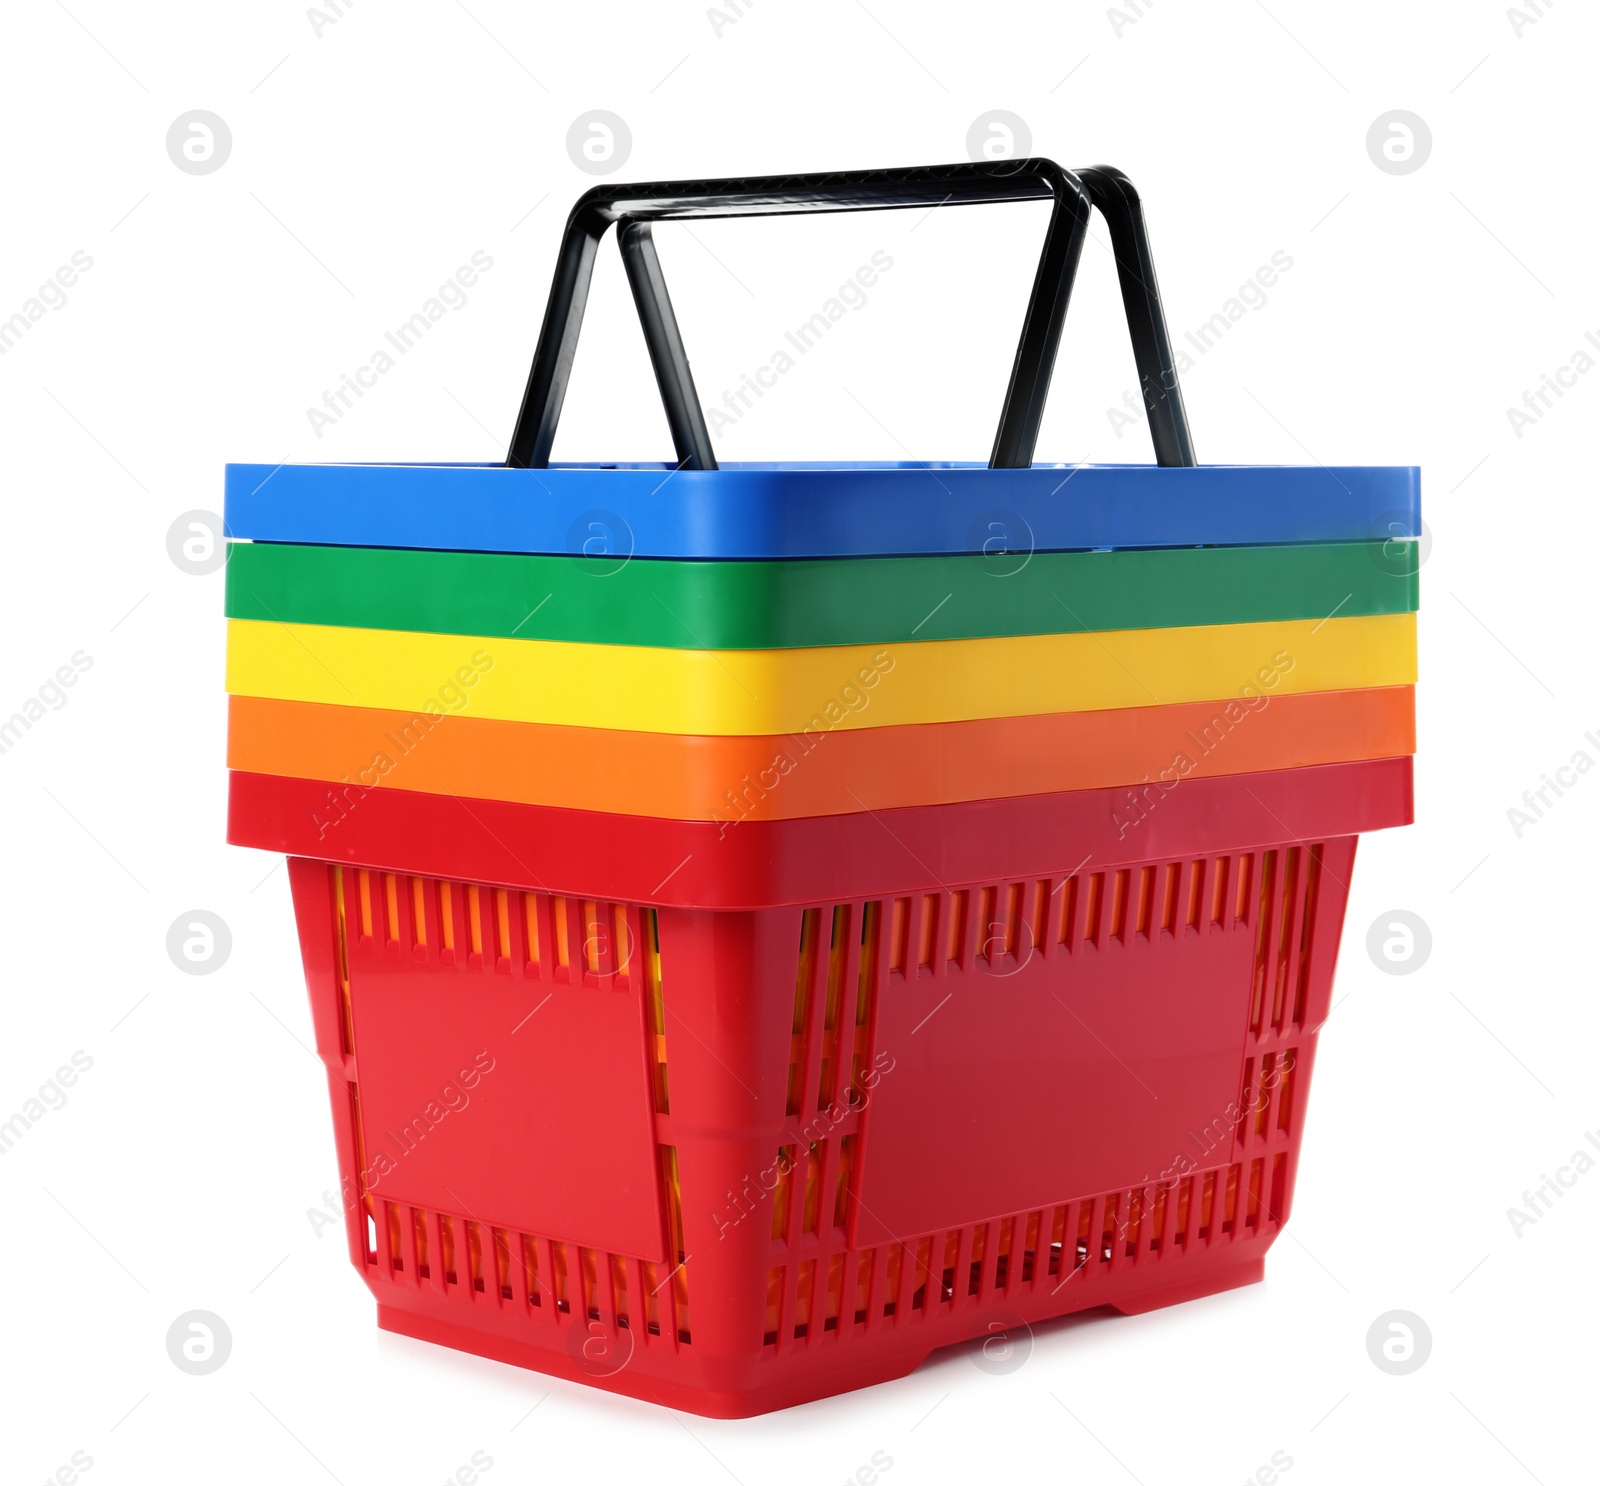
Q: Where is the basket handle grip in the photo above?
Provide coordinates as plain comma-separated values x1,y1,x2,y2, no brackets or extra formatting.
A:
505,160,1194,471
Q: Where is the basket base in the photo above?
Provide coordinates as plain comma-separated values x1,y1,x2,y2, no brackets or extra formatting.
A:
1107,1255,1264,1315
375,1250,1267,1418
286,818,1340,1417
377,1303,931,1418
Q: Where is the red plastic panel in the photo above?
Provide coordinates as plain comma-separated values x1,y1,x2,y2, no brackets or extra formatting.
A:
856,865,1258,1243
336,870,665,1262
280,836,1362,1415
230,756,1412,910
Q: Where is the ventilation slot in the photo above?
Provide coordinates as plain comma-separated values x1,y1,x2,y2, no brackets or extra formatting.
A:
1270,849,1300,1030
848,904,881,1105
888,896,910,977
946,890,969,967
1242,843,1329,1039
762,1155,1280,1348
336,868,651,990
786,910,820,1117
818,906,852,1111
1293,848,1323,1026
644,909,669,1113
329,865,685,1348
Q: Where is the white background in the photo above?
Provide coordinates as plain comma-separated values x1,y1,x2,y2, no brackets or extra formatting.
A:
2,1,1596,1482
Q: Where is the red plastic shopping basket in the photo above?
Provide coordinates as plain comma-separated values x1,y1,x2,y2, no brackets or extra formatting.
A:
230,162,1418,1417
246,753,1412,1417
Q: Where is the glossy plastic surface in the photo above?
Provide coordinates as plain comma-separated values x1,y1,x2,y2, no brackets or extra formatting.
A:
225,539,1419,649
287,818,1360,1414
238,163,1421,1419
228,687,1415,822
225,612,1415,736
508,160,1185,471
234,755,1412,910
583,163,1193,470
222,461,1422,559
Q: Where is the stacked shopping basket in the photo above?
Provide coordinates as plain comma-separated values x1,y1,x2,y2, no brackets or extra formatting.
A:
226,163,1419,1417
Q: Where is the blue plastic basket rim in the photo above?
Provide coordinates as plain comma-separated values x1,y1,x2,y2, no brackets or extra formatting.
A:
229,458,1412,471
224,460,1421,560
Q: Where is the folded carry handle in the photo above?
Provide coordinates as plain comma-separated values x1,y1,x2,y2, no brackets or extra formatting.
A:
505,160,1194,471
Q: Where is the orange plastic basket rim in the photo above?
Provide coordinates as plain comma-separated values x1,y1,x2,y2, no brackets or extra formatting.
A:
227,687,1415,825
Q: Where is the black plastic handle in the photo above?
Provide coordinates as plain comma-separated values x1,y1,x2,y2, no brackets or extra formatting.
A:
505,160,1193,471
1075,166,1195,469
